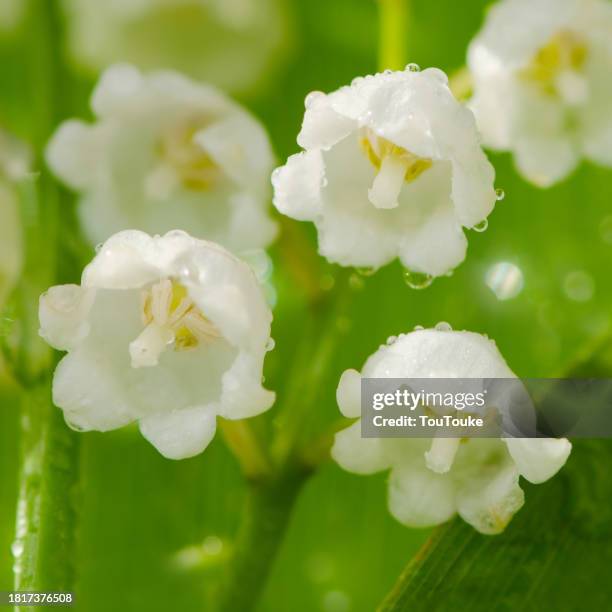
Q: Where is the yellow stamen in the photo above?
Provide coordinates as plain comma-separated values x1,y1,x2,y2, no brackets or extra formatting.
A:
360,130,433,184
158,119,220,191
131,279,220,368
519,30,588,96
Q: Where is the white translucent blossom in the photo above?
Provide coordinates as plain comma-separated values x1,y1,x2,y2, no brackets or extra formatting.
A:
60,0,290,95
468,0,612,187
38,230,275,460
272,67,497,278
331,328,571,534
46,64,277,252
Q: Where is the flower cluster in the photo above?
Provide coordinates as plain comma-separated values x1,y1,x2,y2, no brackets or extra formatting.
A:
33,0,590,536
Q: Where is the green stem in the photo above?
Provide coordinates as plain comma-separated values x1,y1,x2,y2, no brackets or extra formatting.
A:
216,270,354,611
216,465,311,612
11,0,83,604
378,0,409,71
13,383,80,605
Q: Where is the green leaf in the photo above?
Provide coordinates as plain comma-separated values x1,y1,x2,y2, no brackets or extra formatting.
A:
378,439,612,611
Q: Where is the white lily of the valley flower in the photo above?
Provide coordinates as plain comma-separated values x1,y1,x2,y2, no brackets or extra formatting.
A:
272,67,497,278
61,0,290,95
331,328,571,534
46,64,277,252
468,0,612,187
39,230,275,460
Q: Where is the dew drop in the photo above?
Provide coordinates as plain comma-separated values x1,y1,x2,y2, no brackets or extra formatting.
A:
266,338,276,351
403,269,433,289
495,188,505,201
406,63,421,72
11,540,24,558
473,219,488,232
386,335,397,345
271,167,282,182
383,69,393,75
95,242,103,253
305,91,325,108
435,321,453,332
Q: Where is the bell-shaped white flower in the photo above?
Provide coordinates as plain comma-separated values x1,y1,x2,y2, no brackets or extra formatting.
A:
39,230,275,460
331,328,571,534
468,0,612,187
272,67,497,278
61,0,289,95
46,64,277,252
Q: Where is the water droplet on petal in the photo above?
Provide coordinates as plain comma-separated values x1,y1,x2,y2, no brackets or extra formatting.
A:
435,321,453,332
383,69,393,75
305,91,325,108
473,219,488,232
271,167,282,182
495,188,505,201
485,261,524,300
266,338,275,351
413,325,425,331
386,335,397,345
406,63,421,72
95,242,103,253
403,269,433,289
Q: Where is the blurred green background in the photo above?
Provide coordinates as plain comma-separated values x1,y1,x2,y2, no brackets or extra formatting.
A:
1,1,612,611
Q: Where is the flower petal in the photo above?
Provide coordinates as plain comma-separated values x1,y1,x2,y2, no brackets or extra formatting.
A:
272,150,324,222
398,204,467,277
139,406,217,460
504,437,572,484
45,120,100,190
91,64,145,118
456,459,524,535
331,421,389,475
336,368,361,418
39,284,96,351
388,463,456,528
